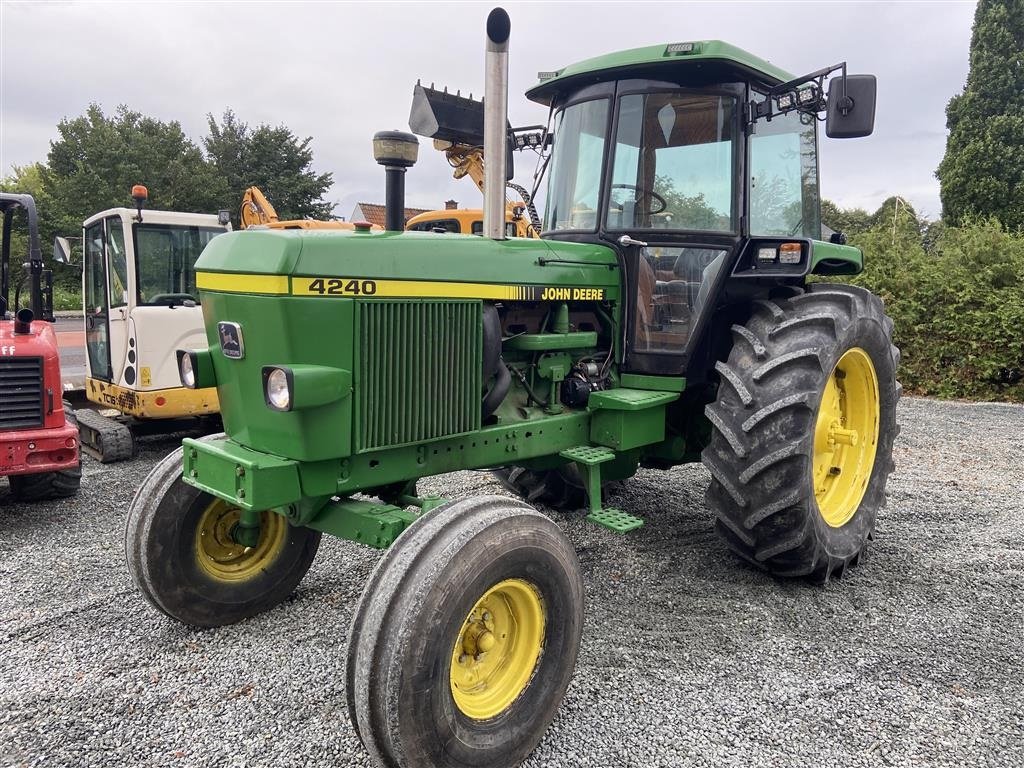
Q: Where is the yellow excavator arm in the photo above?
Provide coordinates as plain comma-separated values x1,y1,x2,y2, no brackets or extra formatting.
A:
239,186,365,231
436,140,487,195
240,186,279,228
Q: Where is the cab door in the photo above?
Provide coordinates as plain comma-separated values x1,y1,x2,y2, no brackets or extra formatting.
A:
83,220,112,381
82,216,131,383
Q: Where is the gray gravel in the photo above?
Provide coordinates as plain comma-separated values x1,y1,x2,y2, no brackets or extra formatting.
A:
1,396,1022,768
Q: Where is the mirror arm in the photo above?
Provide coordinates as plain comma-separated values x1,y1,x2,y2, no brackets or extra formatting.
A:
750,61,849,126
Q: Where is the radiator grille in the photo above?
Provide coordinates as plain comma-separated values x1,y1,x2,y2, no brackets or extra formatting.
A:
358,301,482,451
0,356,44,430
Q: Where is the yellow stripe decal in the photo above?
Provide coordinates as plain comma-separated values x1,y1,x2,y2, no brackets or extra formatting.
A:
291,276,605,301
197,272,290,294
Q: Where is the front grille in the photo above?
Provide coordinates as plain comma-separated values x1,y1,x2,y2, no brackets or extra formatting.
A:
0,356,44,430
357,301,482,451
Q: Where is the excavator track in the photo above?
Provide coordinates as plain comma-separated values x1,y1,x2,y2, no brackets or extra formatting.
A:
74,408,135,463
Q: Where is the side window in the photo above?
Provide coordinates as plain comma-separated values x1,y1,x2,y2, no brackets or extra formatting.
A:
634,246,728,354
105,217,128,308
749,108,820,237
83,222,106,315
471,221,484,235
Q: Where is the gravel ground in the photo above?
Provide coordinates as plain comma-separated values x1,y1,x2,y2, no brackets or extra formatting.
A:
1,396,1022,768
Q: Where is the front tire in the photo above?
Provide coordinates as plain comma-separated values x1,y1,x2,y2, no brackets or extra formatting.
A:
125,437,321,627
346,495,584,768
702,284,900,581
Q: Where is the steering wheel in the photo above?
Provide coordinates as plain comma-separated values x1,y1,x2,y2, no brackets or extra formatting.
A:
148,293,197,305
610,184,667,216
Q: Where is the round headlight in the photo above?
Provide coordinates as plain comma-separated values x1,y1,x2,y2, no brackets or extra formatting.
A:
266,368,291,411
179,353,196,389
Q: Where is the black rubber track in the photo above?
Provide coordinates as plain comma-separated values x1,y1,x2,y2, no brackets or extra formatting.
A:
345,495,584,768
8,409,82,501
702,283,901,582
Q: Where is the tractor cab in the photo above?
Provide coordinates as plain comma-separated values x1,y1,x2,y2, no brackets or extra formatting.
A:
526,40,875,375
71,197,231,417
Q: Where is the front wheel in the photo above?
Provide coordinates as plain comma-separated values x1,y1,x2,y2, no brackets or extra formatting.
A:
703,284,900,581
125,437,321,627
346,495,584,768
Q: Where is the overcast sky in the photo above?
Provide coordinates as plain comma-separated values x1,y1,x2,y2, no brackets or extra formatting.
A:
1,0,976,222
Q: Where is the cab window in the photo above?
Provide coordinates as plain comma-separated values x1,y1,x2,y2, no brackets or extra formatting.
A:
544,99,610,231
607,92,737,232
749,108,820,238
409,219,460,233
134,224,222,305
105,217,128,308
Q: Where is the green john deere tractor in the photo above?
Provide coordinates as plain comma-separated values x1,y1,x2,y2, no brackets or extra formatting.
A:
126,9,899,767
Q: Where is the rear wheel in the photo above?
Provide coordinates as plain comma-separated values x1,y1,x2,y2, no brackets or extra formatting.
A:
346,495,584,768
9,409,82,501
702,284,900,581
125,437,321,627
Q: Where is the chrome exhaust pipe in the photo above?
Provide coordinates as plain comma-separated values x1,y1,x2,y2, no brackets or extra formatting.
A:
483,7,510,240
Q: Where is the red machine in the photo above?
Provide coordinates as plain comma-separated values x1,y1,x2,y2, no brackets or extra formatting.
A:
1,193,80,500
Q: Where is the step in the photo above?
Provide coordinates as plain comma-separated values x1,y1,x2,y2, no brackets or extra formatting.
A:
586,507,644,533
559,445,616,466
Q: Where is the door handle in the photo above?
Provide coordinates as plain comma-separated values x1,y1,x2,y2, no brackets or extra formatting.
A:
617,234,648,248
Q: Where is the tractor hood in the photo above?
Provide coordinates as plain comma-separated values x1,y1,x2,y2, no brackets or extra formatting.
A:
194,228,620,299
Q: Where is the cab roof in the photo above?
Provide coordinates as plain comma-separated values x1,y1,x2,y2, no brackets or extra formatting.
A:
525,40,794,105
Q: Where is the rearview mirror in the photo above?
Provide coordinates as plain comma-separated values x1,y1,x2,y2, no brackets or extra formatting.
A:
826,74,877,138
53,236,74,264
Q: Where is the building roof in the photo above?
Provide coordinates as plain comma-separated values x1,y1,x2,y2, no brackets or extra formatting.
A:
354,202,431,228
526,39,794,105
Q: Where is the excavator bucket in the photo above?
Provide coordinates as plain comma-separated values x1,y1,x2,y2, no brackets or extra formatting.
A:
409,84,487,146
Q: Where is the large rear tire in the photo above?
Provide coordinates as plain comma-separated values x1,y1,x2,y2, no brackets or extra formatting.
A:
346,495,584,768
702,284,900,581
8,409,82,501
125,436,321,627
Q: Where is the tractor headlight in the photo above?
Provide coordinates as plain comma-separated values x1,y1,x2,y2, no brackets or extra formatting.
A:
176,349,216,389
261,364,352,412
263,367,293,411
179,353,196,388
175,350,202,389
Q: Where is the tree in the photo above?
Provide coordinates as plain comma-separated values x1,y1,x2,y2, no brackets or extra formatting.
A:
936,0,1024,229
204,109,334,225
821,199,872,237
39,104,228,244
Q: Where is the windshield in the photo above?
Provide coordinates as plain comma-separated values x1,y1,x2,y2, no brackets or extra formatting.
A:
133,224,223,305
607,92,736,232
544,99,610,231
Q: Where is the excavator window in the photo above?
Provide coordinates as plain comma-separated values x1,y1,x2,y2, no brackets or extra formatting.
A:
133,224,222,305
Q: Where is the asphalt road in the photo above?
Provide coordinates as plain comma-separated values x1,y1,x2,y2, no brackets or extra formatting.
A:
1,396,1022,768
52,315,86,391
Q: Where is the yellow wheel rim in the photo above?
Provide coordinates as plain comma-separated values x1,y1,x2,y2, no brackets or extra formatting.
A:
449,578,546,720
813,347,880,527
194,499,287,582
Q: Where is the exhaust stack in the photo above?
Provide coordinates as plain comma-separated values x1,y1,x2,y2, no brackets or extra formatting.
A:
483,7,510,240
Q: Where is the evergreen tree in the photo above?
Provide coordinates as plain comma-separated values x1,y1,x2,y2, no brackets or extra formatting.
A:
936,0,1024,229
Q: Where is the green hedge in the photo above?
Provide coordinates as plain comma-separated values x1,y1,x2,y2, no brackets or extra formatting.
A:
842,219,1024,402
